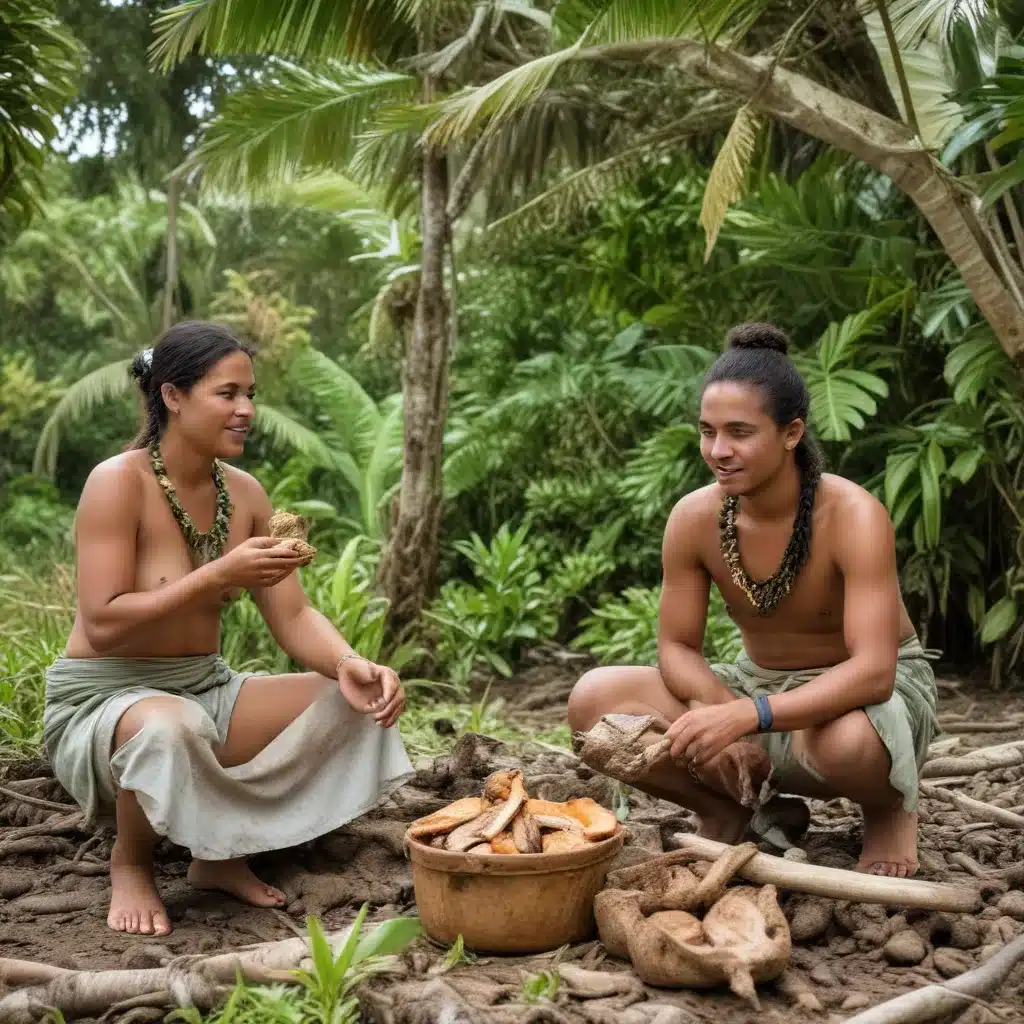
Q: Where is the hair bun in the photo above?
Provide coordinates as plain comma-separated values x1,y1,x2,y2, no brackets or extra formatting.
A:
726,322,790,355
130,349,154,386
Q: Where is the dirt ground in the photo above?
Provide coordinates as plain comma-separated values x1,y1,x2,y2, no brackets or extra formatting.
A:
1,652,1023,1023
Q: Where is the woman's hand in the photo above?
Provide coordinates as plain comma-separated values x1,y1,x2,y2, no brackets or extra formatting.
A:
666,699,759,768
337,656,405,728
213,537,307,590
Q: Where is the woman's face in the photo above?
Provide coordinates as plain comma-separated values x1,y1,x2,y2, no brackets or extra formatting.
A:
163,350,256,458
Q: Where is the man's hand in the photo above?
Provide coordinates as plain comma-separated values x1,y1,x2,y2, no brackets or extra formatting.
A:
666,700,759,767
337,656,405,728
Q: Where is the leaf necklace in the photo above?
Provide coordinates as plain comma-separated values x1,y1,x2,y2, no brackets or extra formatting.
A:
149,443,233,568
718,486,815,617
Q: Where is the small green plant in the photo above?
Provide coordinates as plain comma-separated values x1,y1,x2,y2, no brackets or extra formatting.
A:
438,934,476,972
521,968,561,1004
168,906,421,1024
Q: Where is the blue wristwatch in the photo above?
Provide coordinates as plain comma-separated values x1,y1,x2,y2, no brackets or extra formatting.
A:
753,694,773,732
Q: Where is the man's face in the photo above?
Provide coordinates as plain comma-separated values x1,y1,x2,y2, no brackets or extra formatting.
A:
698,381,800,495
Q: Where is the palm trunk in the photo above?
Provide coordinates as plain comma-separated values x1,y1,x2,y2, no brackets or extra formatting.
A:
381,146,451,634
683,43,1024,365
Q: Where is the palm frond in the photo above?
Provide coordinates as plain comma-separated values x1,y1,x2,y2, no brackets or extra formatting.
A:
150,0,419,67
699,103,760,262
362,399,404,537
289,348,382,467
269,170,387,213
188,61,417,191
253,404,362,492
33,360,133,479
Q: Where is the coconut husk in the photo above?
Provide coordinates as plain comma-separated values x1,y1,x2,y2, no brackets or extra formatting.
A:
268,510,316,564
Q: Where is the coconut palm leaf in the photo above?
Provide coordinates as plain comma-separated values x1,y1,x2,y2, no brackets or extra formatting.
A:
699,103,761,262
187,61,417,191
253,404,362,492
150,0,421,66
33,359,133,478
289,348,382,467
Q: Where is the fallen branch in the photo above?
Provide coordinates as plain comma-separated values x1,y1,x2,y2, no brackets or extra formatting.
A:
921,741,1024,778
0,786,77,813
843,934,1024,1024
920,783,1024,830
12,891,96,915
937,721,1024,734
0,836,73,858
670,835,980,912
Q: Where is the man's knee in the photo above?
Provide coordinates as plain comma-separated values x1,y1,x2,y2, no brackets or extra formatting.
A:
801,711,886,779
567,668,616,733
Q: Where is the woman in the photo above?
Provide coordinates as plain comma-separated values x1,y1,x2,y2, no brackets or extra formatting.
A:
44,321,412,937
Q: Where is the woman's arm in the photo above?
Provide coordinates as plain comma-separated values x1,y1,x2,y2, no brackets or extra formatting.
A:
76,460,225,652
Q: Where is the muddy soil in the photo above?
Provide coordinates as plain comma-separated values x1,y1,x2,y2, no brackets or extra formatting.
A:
1,659,1023,1023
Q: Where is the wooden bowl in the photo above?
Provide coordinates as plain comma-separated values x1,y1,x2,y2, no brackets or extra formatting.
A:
406,827,624,954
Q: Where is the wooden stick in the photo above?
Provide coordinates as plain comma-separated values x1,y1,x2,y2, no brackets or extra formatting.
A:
937,721,1024,734
921,741,1024,778
920,783,1024,830
843,934,1024,1024
0,786,76,814
670,835,980,912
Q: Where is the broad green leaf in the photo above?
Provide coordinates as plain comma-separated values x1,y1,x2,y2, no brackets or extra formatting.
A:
332,901,370,985
919,442,944,547
352,916,423,965
980,596,1018,644
948,448,984,483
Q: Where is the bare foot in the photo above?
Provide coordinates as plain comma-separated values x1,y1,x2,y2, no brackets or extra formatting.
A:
108,841,171,935
695,802,753,844
856,806,918,878
187,858,287,907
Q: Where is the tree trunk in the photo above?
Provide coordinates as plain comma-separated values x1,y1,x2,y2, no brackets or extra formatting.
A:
681,43,1024,365
162,171,181,332
380,146,451,635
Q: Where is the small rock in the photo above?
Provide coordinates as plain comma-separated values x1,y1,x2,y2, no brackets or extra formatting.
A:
980,906,1000,920
933,947,973,978
789,901,832,943
783,847,809,862
121,943,174,969
809,963,838,986
950,917,981,950
887,913,909,935
0,876,33,900
917,849,946,874
883,930,928,966
996,890,1024,922
841,993,872,1011
623,822,662,852
979,942,1003,962
855,925,888,949
834,937,857,956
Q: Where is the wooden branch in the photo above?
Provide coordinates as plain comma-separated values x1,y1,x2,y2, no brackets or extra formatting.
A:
162,170,181,332
670,835,980,913
921,741,1024,778
919,783,1024,830
843,934,1024,1023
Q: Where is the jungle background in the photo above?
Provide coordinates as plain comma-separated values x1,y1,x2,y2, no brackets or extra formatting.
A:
2,0,1024,767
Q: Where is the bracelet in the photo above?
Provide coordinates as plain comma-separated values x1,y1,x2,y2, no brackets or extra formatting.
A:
336,653,367,675
753,694,774,732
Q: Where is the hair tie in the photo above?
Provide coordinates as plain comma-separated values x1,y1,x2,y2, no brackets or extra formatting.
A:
142,347,154,369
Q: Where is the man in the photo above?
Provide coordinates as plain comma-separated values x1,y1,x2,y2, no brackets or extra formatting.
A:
568,322,937,877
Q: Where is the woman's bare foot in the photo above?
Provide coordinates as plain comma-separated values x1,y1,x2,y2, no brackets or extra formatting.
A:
108,840,171,935
856,806,918,877
187,858,287,906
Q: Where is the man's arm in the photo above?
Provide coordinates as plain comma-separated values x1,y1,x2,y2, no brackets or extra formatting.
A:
762,494,901,732
247,483,355,678
658,494,739,708
77,461,226,652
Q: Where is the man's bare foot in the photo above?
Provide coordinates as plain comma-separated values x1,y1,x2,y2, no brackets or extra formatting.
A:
856,806,918,877
108,841,171,935
187,858,287,906
695,802,753,844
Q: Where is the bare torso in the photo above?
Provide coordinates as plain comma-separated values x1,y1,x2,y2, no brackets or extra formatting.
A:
683,473,916,670
64,450,260,659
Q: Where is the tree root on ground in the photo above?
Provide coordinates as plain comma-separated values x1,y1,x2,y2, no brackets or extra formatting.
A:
920,782,1024,831
670,835,980,912
0,785,77,813
842,934,1024,1023
921,741,1024,778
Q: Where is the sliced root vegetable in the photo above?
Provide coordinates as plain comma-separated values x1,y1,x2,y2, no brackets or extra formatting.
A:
490,831,519,855
512,810,543,854
465,842,493,855
445,807,503,852
478,773,527,840
525,799,585,828
483,769,522,802
532,814,585,834
565,798,619,841
542,830,591,854
406,797,490,840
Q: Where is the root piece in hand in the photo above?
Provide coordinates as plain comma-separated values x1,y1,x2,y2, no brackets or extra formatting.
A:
512,810,543,853
542,830,591,854
268,511,315,564
406,797,489,840
446,807,502,852
478,773,526,840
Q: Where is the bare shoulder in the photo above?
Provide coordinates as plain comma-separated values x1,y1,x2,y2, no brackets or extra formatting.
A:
79,450,148,509
663,483,720,562
817,474,895,557
220,462,267,501
220,463,273,528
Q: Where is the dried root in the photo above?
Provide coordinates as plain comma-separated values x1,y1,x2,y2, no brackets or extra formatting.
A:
268,511,316,564
404,768,618,855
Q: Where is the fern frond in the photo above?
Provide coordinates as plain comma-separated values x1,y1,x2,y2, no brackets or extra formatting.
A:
253,404,362,492
699,103,761,263
361,399,404,538
33,360,133,478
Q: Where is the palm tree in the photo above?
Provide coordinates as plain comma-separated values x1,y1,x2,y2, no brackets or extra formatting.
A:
419,0,1024,367
151,0,662,632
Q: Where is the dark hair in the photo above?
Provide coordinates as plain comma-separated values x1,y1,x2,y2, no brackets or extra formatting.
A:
128,320,254,450
702,322,825,568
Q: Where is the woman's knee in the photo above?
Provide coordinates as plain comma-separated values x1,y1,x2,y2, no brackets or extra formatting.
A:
566,665,671,733
113,697,210,752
